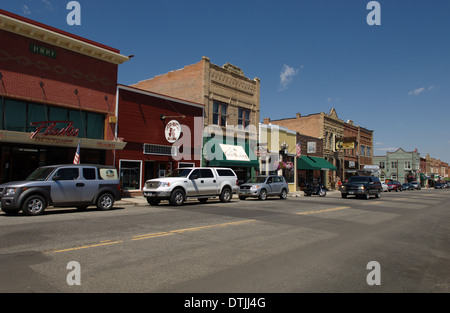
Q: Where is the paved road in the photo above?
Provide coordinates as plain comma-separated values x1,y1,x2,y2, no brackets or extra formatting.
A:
1,188,449,294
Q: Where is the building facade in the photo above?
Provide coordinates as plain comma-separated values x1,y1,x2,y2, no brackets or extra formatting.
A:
259,123,297,192
373,148,420,183
264,109,345,189
116,85,204,194
132,57,261,184
0,10,129,183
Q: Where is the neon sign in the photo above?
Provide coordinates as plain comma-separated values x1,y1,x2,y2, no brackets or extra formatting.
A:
30,121,80,139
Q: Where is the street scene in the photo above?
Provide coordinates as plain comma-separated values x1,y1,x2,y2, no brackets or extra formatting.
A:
0,0,449,301
1,188,449,294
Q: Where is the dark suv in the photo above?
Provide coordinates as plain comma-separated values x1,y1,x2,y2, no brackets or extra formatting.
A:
341,176,382,199
0,164,121,216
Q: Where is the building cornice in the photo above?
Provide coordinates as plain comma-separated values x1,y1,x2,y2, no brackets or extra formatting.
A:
0,9,129,65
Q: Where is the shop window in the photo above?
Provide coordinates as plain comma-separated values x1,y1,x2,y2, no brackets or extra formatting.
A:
1,98,104,140
4,100,26,132
120,160,142,190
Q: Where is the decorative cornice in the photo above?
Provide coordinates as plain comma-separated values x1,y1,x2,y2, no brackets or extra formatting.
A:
0,10,129,65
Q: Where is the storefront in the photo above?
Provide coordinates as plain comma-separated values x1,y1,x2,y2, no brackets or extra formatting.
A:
203,136,259,185
116,85,204,194
0,9,129,183
297,156,337,190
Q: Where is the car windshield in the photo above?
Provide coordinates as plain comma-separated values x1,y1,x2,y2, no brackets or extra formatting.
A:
246,177,268,184
25,167,56,181
348,176,369,183
166,168,192,178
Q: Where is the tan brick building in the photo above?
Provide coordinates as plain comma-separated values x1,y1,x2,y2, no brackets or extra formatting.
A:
264,108,345,188
132,56,261,183
264,108,374,188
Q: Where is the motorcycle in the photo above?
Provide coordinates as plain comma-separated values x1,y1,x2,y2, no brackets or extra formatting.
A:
304,183,327,197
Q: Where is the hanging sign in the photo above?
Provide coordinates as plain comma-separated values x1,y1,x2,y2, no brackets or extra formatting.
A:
165,120,182,143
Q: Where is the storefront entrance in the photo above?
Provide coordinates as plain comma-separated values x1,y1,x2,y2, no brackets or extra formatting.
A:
0,144,105,183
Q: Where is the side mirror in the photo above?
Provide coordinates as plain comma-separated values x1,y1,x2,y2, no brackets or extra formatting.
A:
190,174,198,180
52,175,60,181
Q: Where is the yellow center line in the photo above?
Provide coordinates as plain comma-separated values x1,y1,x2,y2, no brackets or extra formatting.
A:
48,220,256,253
297,206,350,216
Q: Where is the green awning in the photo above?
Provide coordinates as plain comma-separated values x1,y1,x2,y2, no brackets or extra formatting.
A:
297,156,337,171
204,137,259,168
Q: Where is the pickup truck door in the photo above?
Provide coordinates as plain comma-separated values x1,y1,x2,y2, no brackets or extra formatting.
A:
186,169,201,196
198,169,217,196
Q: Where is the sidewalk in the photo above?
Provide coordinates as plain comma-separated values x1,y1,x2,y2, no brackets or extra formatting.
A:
116,190,341,206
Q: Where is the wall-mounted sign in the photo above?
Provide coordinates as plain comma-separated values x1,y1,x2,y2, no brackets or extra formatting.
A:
30,43,57,59
165,120,182,143
30,121,80,139
219,144,250,161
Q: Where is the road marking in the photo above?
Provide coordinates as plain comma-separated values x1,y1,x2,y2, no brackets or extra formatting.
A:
297,206,350,216
47,220,256,253
51,240,123,254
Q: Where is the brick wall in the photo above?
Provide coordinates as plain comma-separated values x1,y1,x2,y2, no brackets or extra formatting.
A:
132,61,205,105
0,29,118,140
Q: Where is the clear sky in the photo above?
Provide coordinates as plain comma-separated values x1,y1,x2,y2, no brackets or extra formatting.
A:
1,0,449,163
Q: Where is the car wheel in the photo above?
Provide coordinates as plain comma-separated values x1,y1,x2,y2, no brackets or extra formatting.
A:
280,189,287,199
259,189,267,201
170,189,185,206
97,193,114,210
22,195,47,216
219,187,232,203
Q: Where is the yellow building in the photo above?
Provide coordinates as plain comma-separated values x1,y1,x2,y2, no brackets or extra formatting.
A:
259,123,297,192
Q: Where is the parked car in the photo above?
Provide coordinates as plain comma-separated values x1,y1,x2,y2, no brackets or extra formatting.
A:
434,182,445,189
143,167,238,206
402,183,413,191
0,164,121,216
387,180,402,192
239,175,289,201
409,181,421,190
340,176,382,199
381,181,388,192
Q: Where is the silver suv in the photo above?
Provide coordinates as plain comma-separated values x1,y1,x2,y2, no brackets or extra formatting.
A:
238,175,289,200
0,164,121,216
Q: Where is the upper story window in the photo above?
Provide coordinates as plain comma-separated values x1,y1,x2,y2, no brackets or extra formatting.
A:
213,101,227,126
238,108,250,129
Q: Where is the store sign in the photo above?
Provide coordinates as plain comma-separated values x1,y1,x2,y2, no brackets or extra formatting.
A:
165,120,182,143
30,121,80,139
219,144,250,161
30,43,57,59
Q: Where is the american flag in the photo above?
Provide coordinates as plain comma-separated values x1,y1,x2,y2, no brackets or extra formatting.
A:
296,142,301,158
73,141,81,164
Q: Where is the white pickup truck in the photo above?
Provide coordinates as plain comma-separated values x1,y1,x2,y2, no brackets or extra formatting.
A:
143,167,239,206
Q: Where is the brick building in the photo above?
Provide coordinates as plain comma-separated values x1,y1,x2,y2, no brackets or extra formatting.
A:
0,10,129,183
116,85,204,194
264,108,345,188
132,57,261,184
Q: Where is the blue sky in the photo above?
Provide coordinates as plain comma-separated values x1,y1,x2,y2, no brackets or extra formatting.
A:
1,0,449,163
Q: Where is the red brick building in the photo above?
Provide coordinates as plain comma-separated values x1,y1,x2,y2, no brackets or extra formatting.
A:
0,10,129,182
116,85,204,193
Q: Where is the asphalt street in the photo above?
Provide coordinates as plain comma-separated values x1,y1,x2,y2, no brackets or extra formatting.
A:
0,188,449,294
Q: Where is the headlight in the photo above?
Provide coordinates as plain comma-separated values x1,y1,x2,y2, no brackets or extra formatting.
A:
358,186,365,190
159,182,171,187
5,188,17,196
341,186,346,190
250,185,260,189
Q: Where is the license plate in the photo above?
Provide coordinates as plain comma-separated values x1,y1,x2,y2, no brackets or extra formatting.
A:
145,192,156,197
348,191,355,195
240,191,247,194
